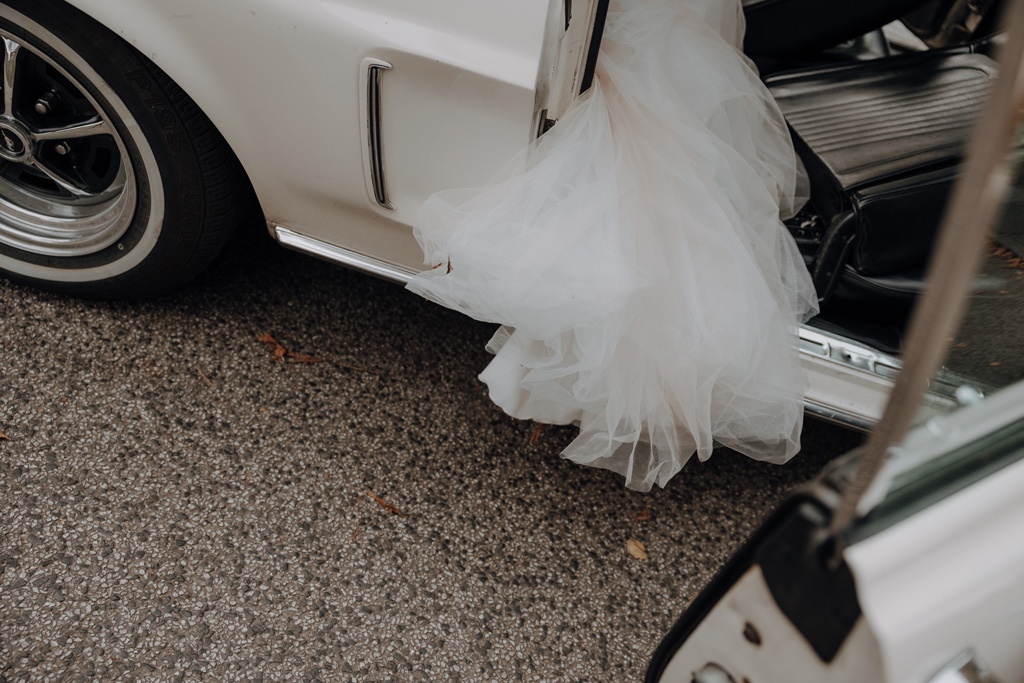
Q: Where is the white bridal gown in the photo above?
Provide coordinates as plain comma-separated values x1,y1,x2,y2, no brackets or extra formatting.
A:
407,0,819,490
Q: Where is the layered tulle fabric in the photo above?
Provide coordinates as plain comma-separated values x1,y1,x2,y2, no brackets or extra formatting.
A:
407,0,819,490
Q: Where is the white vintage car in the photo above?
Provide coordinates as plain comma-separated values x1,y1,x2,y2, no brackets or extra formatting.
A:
0,0,1014,430
2,1,1022,681
0,0,600,294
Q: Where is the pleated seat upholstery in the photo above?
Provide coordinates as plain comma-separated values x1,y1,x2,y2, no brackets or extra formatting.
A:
766,52,996,313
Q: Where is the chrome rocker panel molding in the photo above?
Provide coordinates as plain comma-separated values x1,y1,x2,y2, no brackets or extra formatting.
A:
274,225,415,284
273,225,977,431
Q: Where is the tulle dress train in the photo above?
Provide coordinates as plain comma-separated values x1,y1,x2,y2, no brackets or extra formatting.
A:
406,0,819,490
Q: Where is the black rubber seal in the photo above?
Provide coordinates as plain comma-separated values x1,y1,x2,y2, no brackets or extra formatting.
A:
579,0,609,94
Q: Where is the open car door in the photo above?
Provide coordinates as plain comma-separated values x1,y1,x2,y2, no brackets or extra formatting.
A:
646,1,1024,681
646,383,1024,683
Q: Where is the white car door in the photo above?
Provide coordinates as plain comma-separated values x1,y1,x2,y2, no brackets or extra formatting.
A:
647,1,1024,680
646,380,1024,683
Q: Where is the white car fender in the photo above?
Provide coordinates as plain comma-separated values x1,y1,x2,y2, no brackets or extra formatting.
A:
62,0,552,269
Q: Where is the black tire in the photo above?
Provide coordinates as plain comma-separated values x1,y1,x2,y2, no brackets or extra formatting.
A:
0,0,250,298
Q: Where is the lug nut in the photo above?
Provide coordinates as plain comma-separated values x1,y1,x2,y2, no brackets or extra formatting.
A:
54,143,69,155
34,90,61,115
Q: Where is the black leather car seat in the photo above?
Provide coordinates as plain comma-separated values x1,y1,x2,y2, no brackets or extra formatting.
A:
765,51,996,318
742,0,935,57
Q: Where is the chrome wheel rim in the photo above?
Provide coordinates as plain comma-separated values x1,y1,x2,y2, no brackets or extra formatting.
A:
0,30,136,257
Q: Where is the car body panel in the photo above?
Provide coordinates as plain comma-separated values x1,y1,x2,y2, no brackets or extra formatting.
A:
655,564,885,682
64,0,555,271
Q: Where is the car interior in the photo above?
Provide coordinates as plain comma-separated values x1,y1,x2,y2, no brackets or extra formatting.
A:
738,0,1014,364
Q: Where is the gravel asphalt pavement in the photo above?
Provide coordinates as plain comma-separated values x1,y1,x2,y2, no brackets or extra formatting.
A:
0,227,862,682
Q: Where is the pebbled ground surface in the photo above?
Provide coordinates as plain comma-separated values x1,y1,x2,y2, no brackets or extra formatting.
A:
0,227,862,682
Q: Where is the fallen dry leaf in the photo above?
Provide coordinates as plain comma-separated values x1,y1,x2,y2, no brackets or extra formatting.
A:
990,361,1002,367
528,423,545,445
257,332,323,365
954,342,968,349
626,539,648,560
198,370,214,387
366,490,407,518
634,507,651,522
258,332,288,361
991,244,1024,270
0,429,9,441
257,332,376,374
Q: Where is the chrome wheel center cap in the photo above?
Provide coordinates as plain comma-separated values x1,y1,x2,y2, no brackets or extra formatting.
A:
0,119,31,162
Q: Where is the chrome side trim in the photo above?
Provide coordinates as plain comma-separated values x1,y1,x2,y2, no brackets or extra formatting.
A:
273,226,414,283
363,58,393,210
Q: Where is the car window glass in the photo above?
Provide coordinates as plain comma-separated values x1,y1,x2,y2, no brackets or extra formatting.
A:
941,146,1024,393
